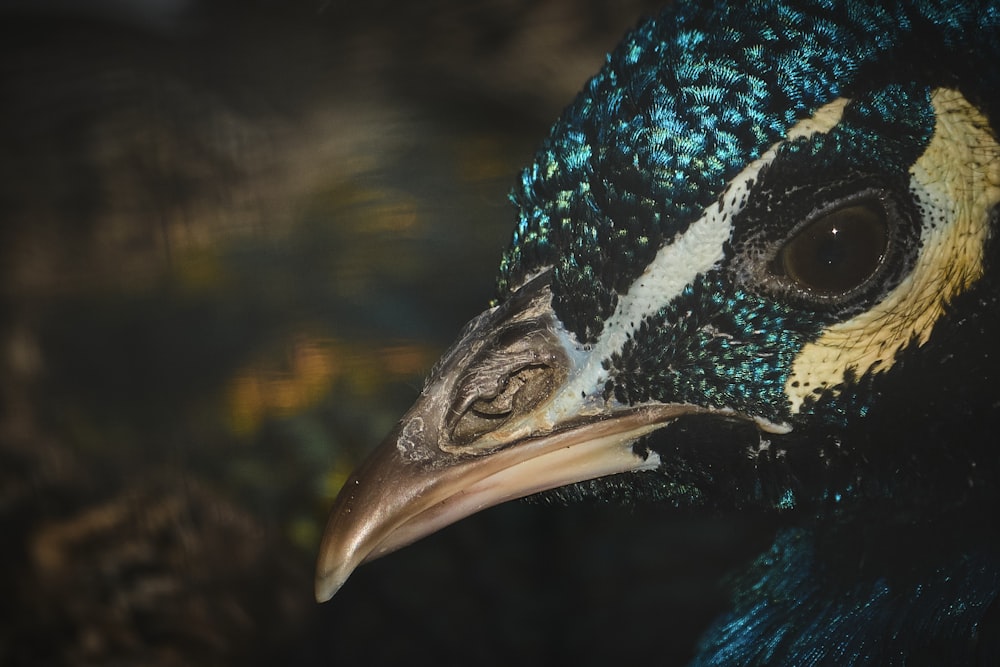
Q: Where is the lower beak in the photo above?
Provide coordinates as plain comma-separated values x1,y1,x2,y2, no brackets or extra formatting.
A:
315,402,697,602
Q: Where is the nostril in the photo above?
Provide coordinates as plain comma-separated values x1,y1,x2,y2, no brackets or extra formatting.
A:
450,364,558,445
418,275,567,454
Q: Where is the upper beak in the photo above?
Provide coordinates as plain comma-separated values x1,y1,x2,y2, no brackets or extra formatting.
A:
315,275,732,601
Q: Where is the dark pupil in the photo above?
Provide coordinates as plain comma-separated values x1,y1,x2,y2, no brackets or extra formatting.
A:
781,204,888,295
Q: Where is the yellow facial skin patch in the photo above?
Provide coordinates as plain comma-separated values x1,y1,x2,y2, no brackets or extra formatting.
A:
786,88,1000,413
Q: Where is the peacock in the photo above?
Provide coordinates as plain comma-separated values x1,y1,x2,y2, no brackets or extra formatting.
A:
316,1,1000,663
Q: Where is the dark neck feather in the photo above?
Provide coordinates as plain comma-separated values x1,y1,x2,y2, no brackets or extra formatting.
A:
692,517,1000,666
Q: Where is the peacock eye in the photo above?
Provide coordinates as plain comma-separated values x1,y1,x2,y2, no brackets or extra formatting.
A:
777,203,888,296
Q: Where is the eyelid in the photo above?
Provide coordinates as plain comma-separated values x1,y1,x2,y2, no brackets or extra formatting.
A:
781,188,891,243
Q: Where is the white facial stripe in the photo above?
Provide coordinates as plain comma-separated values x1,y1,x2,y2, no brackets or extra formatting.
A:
545,97,851,419
605,97,850,359
786,88,1000,412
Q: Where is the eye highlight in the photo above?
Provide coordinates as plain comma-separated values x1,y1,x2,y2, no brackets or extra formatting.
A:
777,203,888,296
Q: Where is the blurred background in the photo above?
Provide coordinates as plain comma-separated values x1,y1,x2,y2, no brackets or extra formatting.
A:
0,1,778,665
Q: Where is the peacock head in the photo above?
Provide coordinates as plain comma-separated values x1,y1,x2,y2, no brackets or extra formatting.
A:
316,0,1000,603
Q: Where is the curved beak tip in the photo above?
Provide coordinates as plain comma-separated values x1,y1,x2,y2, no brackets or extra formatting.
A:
315,564,351,603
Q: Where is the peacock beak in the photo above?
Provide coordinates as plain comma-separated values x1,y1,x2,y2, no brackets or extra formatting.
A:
314,273,782,602
313,274,668,602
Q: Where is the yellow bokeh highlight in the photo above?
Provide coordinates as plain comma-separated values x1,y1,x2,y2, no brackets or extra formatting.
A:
226,336,435,437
